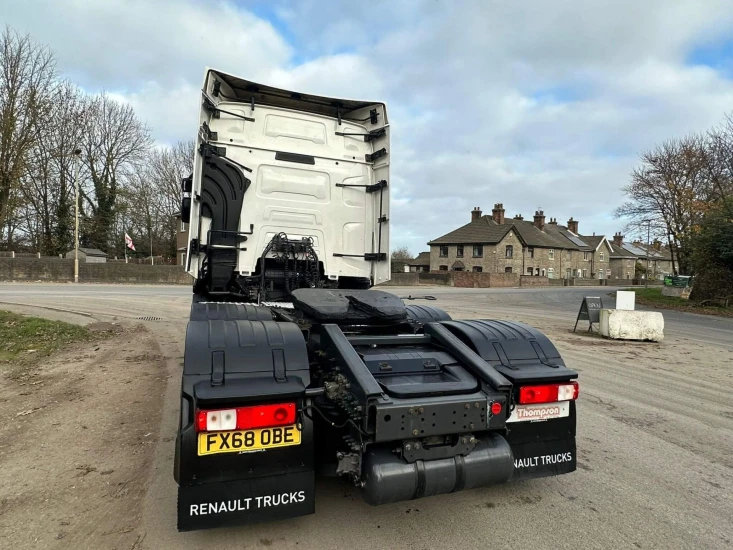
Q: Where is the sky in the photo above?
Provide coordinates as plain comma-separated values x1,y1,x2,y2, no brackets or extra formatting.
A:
4,0,733,255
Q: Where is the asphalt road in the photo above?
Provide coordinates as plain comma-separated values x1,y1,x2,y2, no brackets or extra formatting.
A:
1,283,732,549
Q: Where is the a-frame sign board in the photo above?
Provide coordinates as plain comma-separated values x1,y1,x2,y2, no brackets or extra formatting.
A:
573,296,603,333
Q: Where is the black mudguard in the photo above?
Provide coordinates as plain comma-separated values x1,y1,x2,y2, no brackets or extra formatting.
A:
441,319,578,480
175,318,315,531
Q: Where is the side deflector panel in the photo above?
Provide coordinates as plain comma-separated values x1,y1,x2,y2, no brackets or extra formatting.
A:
196,151,251,292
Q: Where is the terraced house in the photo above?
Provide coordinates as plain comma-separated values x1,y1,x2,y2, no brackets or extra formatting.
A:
427,205,613,279
609,233,673,280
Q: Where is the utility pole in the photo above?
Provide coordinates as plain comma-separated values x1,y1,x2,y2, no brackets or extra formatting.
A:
73,148,82,283
643,219,651,289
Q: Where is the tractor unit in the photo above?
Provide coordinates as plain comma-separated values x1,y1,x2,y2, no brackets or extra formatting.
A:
175,68,578,531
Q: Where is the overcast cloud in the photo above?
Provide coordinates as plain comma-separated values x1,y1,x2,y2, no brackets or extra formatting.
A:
3,0,733,253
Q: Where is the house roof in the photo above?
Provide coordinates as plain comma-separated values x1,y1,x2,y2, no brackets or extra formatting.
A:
451,260,465,269
409,252,431,266
609,243,636,258
579,235,606,251
428,216,587,249
428,216,512,245
75,247,108,257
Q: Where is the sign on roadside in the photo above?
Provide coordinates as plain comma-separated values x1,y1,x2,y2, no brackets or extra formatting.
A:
574,296,603,333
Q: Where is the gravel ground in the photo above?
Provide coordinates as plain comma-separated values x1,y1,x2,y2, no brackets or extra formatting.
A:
0,283,731,550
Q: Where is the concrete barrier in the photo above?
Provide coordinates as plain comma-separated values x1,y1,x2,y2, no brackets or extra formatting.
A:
599,309,664,341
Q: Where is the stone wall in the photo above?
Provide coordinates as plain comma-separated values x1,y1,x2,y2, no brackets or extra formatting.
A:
418,272,452,286
379,272,420,286
520,276,550,287
0,257,74,281
0,257,191,284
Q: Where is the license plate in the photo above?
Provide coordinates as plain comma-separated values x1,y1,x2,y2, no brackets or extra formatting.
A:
507,401,570,423
197,425,301,456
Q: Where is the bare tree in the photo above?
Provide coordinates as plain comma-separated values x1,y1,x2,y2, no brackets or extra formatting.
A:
81,93,152,253
0,28,57,246
19,81,87,255
616,135,712,274
391,246,413,261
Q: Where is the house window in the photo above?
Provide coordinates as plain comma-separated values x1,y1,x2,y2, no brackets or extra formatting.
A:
535,268,540,276
582,269,588,278
528,247,534,258
456,245,464,258
584,252,590,261
599,269,604,279
627,260,631,267
566,268,571,278
566,250,571,260
548,249,554,260
180,220,188,232
527,267,533,275
439,246,448,258
600,252,605,262
439,265,448,271
472,266,482,273
626,272,631,279
472,245,483,258
548,268,554,279
505,266,512,274
505,245,513,258
572,269,578,277
541,268,546,276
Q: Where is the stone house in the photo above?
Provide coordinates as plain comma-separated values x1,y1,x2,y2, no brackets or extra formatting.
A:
609,233,673,280
427,205,612,278
175,214,189,266
407,252,431,272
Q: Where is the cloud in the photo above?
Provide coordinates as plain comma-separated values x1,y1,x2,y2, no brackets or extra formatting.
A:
5,0,733,254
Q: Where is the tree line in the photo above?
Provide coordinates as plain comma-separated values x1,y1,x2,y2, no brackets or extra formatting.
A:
0,27,192,260
616,114,733,299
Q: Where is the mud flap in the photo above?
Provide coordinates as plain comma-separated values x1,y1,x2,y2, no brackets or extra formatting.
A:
510,437,576,481
178,470,315,531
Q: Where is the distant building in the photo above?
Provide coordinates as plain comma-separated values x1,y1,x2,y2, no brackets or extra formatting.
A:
427,204,612,279
175,214,189,266
407,252,431,272
609,233,673,280
65,247,108,263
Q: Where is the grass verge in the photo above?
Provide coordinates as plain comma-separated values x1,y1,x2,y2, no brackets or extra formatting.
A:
0,310,94,368
618,288,733,317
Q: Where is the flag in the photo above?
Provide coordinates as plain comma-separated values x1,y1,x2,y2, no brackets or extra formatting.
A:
125,233,136,251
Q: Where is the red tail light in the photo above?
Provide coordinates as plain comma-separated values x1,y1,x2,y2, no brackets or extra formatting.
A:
196,403,296,432
519,382,579,405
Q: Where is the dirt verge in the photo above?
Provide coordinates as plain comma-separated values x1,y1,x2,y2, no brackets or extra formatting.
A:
0,323,167,549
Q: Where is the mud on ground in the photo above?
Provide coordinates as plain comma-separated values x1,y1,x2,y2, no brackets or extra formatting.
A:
0,323,167,549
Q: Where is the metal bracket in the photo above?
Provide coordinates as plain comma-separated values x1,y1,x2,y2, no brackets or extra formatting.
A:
212,80,221,97
402,435,477,463
199,143,253,173
335,128,386,142
202,93,255,122
370,108,378,125
365,148,387,162
201,121,217,141
364,253,387,261
378,215,388,223
335,180,387,193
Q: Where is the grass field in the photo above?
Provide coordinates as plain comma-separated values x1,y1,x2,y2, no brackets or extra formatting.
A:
0,310,92,367
621,287,733,317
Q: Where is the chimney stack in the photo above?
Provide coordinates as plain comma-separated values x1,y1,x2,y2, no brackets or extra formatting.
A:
533,210,546,231
549,217,557,225
653,239,662,251
567,217,579,234
514,214,523,221
612,232,624,246
491,203,505,225
471,207,482,222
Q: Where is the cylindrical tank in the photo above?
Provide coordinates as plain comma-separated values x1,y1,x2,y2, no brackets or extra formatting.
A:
361,433,513,505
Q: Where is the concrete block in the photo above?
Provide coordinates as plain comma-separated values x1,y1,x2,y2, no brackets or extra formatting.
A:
600,309,664,342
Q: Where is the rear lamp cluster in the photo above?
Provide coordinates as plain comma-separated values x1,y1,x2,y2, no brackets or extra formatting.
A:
195,403,296,432
519,382,579,405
